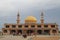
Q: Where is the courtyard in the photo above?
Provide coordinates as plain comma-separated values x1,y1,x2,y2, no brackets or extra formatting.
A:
0,35,60,40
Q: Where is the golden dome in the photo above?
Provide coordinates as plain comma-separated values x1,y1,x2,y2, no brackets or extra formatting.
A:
25,16,37,21
25,16,37,23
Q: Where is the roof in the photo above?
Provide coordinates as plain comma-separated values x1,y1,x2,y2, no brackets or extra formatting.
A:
25,16,37,21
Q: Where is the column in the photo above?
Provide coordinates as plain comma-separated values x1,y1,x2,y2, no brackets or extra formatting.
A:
41,24,44,34
35,25,37,35
42,29,44,34
16,29,18,34
7,29,10,35
50,29,52,35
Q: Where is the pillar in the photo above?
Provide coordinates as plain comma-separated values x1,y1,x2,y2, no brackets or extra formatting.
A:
7,30,10,35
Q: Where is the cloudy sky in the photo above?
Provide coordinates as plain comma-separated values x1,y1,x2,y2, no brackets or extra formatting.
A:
0,0,60,30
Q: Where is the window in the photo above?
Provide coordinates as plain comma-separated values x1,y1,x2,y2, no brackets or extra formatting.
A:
25,25,28,28
37,25,41,28
6,25,9,28
12,25,16,28
18,25,22,28
31,25,35,28
51,25,55,28
44,25,48,28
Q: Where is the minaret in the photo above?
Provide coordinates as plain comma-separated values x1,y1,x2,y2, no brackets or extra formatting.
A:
40,11,44,24
16,11,20,24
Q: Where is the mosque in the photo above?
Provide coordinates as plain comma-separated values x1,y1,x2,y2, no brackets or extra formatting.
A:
2,11,59,35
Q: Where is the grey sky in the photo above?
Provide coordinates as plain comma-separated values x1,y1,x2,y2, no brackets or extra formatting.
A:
0,0,60,30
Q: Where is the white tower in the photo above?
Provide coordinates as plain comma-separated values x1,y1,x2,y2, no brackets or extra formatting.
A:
16,11,20,24
40,11,44,24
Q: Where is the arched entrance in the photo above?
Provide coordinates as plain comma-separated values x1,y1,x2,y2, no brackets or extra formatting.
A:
52,30,57,35
44,30,50,35
18,30,22,35
27,30,34,35
10,30,16,34
37,30,42,35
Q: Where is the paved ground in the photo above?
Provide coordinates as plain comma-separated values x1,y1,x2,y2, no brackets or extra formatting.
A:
0,35,60,40
0,35,33,40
